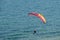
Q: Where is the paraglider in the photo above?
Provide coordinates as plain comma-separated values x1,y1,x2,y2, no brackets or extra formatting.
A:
28,12,46,34
28,12,46,24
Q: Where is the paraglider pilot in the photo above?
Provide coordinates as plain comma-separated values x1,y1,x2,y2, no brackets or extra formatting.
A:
33,30,36,34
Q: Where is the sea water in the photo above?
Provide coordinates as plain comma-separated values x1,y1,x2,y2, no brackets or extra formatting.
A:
0,0,60,40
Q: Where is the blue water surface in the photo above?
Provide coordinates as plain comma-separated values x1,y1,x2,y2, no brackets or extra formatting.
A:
0,0,60,40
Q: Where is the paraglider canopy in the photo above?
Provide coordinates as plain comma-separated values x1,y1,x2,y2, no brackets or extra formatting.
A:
28,12,46,24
